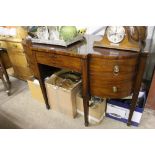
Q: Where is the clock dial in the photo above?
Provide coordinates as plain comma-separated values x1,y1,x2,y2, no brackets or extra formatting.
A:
107,26,125,44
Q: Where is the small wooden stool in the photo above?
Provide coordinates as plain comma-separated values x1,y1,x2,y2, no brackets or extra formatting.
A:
0,48,11,96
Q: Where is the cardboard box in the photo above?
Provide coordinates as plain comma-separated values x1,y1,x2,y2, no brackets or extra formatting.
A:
27,77,45,104
45,71,81,118
76,92,106,123
106,92,146,126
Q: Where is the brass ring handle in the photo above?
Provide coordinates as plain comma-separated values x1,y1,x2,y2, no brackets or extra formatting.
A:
112,86,118,93
113,65,119,75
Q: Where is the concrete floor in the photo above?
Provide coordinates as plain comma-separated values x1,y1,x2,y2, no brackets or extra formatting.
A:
0,77,155,129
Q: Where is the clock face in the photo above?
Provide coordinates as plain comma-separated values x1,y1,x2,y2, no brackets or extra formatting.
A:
106,26,125,44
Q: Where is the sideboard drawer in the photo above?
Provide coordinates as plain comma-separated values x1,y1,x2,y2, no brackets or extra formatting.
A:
36,51,81,72
90,71,136,83
90,80,133,98
89,57,138,73
89,56,138,98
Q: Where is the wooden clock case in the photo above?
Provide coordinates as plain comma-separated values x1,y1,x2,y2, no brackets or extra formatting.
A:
94,26,141,52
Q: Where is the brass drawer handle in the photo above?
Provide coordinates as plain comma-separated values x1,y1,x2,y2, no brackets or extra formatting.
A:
112,86,118,93
113,65,119,75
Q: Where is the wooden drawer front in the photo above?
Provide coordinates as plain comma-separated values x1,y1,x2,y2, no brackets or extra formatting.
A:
36,51,81,72
90,80,133,98
89,57,137,82
90,71,136,83
8,52,28,68
89,57,138,98
90,57,138,73
0,41,7,48
7,42,23,51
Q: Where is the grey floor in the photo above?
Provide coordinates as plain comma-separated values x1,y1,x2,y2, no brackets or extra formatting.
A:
0,77,155,129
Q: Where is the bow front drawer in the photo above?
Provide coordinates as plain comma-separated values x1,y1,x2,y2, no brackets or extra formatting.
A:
90,57,138,73
35,51,81,72
89,55,138,98
90,80,133,98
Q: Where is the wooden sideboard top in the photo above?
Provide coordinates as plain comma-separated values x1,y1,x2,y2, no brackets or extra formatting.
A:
28,35,143,59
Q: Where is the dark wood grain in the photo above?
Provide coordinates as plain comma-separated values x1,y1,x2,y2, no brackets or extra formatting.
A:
24,36,148,127
25,39,90,126
89,57,138,73
25,39,50,109
89,54,138,99
81,57,89,126
36,51,81,72
127,52,148,125
90,80,133,98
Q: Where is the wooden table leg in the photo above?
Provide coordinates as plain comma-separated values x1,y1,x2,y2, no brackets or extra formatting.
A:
127,53,147,126
32,58,50,109
37,65,50,109
81,58,89,126
25,39,50,109
39,78,50,109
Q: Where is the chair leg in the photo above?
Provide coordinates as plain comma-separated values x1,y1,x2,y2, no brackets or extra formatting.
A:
0,52,11,96
0,59,11,89
1,75,10,96
3,68,11,89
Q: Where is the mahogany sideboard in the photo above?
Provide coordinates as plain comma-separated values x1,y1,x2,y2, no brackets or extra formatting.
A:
23,35,148,126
